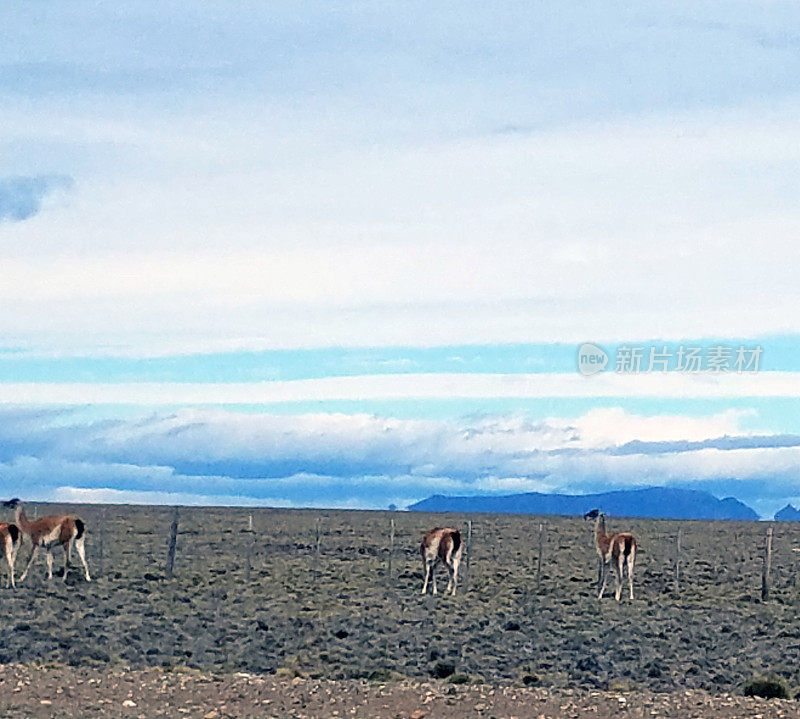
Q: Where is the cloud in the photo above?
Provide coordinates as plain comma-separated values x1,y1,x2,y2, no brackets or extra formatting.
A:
3,106,800,350
2,372,800,406
1,405,799,515
51,486,297,508
0,175,73,223
2,3,800,352
565,407,755,448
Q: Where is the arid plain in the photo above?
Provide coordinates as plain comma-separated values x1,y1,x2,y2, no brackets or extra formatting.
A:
1,505,800,716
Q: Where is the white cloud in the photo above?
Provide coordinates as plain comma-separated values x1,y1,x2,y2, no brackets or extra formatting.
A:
564,407,755,448
2,3,800,351
3,104,800,351
1,372,799,405
51,486,296,508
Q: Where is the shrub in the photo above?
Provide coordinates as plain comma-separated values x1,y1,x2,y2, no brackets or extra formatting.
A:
446,673,471,684
742,675,790,699
366,669,394,682
431,661,456,679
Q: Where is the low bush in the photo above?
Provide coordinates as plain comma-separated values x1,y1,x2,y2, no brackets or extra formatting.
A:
742,675,790,699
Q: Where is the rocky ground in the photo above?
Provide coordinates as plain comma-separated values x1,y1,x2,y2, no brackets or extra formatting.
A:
1,504,800,708
1,664,799,719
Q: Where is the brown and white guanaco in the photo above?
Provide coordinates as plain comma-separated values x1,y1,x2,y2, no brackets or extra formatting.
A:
584,508,636,601
4,499,91,583
420,527,463,596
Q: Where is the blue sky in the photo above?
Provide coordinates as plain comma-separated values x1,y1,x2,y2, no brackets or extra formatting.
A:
1,2,799,516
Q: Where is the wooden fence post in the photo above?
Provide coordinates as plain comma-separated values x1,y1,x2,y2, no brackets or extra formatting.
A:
245,514,255,582
464,520,473,593
165,506,179,579
536,522,546,590
762,525,774,601
387,517,395,580
312,516,322,582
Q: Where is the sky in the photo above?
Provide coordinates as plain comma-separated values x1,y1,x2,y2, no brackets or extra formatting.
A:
1,2,799,517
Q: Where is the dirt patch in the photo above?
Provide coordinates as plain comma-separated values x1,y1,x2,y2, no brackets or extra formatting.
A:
1,664,799,719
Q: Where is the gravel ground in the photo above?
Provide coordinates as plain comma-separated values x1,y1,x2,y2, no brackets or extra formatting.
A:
1,664,799,719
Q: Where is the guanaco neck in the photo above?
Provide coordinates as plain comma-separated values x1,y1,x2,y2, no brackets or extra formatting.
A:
14,505,33,533
594,514,610,555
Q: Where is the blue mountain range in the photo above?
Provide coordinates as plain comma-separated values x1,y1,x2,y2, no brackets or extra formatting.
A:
407,486,758,520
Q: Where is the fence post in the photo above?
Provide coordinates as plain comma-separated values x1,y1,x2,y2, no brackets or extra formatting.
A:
674,528,682,594
387,517,395,580
245,514,255,582
536,522,546,590
312,516,322,582
762,525,774,601
165,506,179,579
463,520,473,593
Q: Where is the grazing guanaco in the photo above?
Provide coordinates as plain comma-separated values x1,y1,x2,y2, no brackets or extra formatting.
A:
3,499,91,583
584,508,636,601
420,527,463,596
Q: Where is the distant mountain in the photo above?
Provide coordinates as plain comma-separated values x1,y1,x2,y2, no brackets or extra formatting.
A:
775,504,800,521
407,486,758,520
